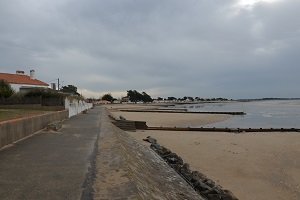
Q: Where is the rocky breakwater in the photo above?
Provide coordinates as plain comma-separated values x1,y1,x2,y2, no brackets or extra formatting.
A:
144,136,239,200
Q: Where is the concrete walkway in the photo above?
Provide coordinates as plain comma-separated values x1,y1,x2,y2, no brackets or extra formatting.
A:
0,107,101,200
0,107,203,200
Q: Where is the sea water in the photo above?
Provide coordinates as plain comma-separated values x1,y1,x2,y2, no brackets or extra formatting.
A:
175,100,300,128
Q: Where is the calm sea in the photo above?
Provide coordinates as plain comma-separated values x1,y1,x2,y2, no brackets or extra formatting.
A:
174,100,300,128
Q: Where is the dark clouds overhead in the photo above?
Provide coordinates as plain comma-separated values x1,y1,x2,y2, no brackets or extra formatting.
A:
0,0,299,98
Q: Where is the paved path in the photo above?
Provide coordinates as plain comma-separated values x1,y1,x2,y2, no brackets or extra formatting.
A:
0,107,101,200
0,107,204,200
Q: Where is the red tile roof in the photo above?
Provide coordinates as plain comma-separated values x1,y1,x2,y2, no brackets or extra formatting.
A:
0,73,49,86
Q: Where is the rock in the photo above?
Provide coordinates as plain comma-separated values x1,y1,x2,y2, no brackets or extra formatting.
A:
191,171,207,180
119,115,126,120
180,163,192,181
146,136,239,200
46,121,62,131
193,181,212,193
143,136,157,144
207,194,222,200
156,146,171,156
222,190,239,200
205,179,216,187
164,153,183,165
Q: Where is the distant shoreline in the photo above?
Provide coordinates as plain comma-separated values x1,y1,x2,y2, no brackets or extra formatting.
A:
237,97,300,102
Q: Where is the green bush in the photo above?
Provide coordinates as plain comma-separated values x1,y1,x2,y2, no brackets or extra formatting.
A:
24,88,65,98
0,80,15,98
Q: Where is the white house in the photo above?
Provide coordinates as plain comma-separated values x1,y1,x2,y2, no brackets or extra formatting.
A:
0,70,49,92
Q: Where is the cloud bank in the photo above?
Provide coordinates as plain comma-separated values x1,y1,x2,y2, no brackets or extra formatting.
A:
0,0,299,98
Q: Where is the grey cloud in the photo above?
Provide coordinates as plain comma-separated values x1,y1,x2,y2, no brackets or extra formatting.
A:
0,0,299,98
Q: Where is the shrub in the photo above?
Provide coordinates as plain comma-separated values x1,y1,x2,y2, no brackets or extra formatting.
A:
0,80,15,98
24,88,65,98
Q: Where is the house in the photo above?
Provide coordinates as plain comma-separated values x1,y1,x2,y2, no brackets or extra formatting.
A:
0,70,49,92
121,96,129,103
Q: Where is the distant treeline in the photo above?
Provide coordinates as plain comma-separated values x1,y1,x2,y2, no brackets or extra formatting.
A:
88,89,232,104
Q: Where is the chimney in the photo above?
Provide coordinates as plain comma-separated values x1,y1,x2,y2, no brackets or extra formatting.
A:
51,83,56,90
30,70,35,79
16,70,25,75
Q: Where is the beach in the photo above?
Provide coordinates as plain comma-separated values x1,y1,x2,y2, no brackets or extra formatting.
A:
107,104,300,200
130,131,300,200
107,103,230,127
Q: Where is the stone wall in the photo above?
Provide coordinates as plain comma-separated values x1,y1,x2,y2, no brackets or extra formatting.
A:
0,110,68,149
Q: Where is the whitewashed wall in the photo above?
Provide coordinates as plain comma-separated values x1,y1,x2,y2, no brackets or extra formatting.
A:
65,97,93,118
10,83,48,92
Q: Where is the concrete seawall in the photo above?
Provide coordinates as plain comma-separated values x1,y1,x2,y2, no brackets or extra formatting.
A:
0,110,68,149
93,108,204,199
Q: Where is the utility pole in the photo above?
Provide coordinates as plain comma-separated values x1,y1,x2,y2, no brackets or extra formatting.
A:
57,78,60,91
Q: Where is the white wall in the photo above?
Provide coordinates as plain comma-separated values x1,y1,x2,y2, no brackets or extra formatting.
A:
10,83,48,92
65,97,93,118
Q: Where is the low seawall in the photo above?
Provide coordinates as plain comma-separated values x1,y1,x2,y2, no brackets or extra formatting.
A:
0,110,68,149
93,108,204,199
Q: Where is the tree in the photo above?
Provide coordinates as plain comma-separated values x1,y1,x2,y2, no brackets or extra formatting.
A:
157,97,163,101
141,92,153,103
127,90,153,103
187,96,194,101
167,97,177,101
127,90,141,103
60,85,80,96
0,80,15,98
101,93,114,102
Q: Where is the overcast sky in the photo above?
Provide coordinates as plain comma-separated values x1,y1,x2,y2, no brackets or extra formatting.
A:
0,0,299,99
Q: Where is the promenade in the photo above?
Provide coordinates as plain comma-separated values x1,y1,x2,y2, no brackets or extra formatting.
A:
0,107,100,200
0,107,202,200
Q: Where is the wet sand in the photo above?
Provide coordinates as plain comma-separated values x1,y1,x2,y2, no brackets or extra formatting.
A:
106,104,300,200
111,111,229,127
107,104,230,127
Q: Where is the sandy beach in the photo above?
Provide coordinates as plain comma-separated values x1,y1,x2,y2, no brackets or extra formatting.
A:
107,104,300,200
130,131,300,200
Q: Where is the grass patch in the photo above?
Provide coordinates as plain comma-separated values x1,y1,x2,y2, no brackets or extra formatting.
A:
0,109,52,122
